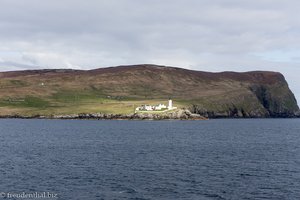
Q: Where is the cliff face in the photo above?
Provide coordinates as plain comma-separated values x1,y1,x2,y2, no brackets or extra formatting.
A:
191,82,299,118
188,71,299,118
0,64,298,118
250,84,299,117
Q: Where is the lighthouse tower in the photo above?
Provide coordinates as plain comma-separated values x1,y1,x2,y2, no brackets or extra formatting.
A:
168,99,173,110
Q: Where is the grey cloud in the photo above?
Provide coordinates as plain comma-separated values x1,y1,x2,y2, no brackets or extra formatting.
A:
0,61,38,71
0,0,299,102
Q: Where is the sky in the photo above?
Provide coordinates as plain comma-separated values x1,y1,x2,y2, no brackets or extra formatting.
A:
0,0,299,103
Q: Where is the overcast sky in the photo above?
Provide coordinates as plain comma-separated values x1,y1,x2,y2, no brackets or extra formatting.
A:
0,0,299,102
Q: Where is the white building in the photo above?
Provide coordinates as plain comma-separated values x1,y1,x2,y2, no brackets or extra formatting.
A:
135,105,154,111
155,103,167,110
144,105,153,111
135,99,176,112
168,99,177,110
168,99,173,110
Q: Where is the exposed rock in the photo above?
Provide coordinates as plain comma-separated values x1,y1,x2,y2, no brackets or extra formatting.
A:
0,109,207,120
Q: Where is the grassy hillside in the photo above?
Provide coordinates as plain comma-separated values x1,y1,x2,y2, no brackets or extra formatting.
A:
0,64,298,117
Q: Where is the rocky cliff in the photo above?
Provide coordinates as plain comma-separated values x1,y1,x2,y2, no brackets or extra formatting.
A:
190,80,299,118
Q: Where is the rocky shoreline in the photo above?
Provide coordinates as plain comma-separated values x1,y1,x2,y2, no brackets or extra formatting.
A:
190,105,300,118
0,109,208,120
1,108,299,120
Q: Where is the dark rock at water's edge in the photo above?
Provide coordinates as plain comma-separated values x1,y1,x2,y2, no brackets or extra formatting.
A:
190,106,300,118
295,110,300,118
190,104,300,118
0,109,208,120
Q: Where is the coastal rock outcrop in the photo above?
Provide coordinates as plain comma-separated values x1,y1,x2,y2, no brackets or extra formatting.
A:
50,109,206,120
0,109,207,120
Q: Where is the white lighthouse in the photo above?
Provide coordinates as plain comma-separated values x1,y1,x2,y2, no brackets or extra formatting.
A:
168,99,173,110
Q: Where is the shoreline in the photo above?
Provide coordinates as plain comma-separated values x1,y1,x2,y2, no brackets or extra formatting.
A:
0,109,299,120
0,114,299,120
0,109,208,120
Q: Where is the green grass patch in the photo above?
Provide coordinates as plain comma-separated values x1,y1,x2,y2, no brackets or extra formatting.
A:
0,95,186,116
0,96,49,108
51,90,106,102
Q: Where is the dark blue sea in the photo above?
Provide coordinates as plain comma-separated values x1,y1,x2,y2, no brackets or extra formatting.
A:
0,119,299,200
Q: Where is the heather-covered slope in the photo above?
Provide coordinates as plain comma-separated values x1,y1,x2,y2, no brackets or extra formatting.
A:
0,64,298,118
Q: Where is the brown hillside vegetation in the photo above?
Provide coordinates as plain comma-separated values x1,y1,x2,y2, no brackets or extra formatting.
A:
0,64,298,118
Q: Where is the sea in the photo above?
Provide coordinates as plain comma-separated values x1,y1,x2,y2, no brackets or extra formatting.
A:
0,119,299,200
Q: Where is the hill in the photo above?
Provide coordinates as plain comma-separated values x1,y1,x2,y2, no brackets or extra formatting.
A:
0,64,299,118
